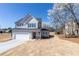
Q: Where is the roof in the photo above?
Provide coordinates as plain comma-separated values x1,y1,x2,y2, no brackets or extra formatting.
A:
12,28,41,32
15,14,42,25
41,28,49,31
12,28,49,33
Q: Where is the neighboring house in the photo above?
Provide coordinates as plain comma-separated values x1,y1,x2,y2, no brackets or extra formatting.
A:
0,29,2,33
0,29,10,33
64,19,79,37
12,14,49,40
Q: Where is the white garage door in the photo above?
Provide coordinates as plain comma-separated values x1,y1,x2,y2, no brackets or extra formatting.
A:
15,33,31,40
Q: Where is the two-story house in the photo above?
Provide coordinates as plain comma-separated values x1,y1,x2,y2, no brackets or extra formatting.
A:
12,14,49,40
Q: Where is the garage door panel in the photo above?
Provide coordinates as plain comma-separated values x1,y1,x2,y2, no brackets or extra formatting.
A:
15,33,31,40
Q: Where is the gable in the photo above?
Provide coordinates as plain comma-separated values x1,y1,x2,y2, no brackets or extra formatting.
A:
28,17,38,24
15,14,42,26
15,14,33,26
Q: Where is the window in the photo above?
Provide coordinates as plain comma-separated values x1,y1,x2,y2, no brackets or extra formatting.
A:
45,32,48,34
38,32,40,35
17,24,23,26
43,31,48,35
28,24,31,27
28,23,36,28
43,32,45,34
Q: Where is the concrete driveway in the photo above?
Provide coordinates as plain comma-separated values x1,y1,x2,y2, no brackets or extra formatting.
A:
0,38,29,54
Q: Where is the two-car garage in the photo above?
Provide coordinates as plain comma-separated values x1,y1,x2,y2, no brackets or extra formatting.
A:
15,33,32,40
12,28,32,41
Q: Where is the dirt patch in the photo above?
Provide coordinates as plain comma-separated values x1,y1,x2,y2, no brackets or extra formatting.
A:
58,34,79,44
0,33,12,42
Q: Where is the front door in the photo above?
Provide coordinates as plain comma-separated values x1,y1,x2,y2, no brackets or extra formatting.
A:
33,32,36,39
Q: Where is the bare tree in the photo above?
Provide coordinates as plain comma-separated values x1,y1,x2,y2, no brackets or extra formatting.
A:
48,3,79,35
48,4,68,33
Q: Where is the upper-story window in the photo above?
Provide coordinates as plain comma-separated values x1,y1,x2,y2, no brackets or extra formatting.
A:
17,23,23,26
28,23,36,28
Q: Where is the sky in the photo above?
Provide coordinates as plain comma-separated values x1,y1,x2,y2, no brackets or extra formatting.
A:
0,3,53,28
